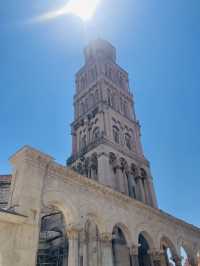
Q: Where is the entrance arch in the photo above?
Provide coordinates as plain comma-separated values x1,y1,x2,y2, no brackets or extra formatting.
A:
160,236,178,266
138,232,153,266
37,207,68,266
112,225,131,266
179,243,197,266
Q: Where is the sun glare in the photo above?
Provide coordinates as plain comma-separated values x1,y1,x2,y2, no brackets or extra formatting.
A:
32,0,100,24
66,0,100,21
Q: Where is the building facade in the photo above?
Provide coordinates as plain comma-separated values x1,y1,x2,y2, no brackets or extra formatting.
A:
0,39,200,266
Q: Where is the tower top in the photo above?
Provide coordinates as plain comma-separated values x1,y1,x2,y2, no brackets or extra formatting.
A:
84,39,116,64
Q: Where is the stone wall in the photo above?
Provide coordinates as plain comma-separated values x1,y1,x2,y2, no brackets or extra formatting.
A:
0,146,199,266
0,175,11,208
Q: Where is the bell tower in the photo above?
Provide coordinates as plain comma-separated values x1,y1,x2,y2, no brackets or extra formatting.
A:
67,39,157,208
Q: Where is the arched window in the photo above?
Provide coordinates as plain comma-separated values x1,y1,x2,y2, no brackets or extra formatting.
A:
81,77,85,89
112,226,130,266
81,102,85,114
112,93,116,110
124,101,128,116
89,153,98,180
138,233,152,266
107,88,112,106
85,98,88,111
125,133,132,150
81,135,87,149
92,127,100,141
140,168,147,179
160,237,177,266
89,93,95,108
113,126,120,144
131,163,137,177
95,90,99,103
37,210,68,265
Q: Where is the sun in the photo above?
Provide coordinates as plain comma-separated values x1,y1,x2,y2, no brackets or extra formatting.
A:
66,0,100,21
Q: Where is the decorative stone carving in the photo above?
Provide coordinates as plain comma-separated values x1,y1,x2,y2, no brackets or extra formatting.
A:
100,233,113,247
109,152,118,172
66,227,80,240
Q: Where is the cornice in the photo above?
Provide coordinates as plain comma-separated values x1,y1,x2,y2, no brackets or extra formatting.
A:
10,145,54,166
48,160,200,236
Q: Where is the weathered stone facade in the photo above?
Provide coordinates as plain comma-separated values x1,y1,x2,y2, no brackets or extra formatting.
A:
68,39,157,209
0,175,11,208
0,40,200,266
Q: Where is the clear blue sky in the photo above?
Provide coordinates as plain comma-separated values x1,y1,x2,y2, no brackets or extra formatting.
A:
0,0,199,227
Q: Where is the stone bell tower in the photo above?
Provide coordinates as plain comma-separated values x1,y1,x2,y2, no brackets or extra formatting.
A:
67,39,157,208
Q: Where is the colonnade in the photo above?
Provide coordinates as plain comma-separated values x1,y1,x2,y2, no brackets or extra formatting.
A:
37,220,198,266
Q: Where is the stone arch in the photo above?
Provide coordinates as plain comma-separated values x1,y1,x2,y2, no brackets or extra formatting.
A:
37,205,69,265
178,238,196,266
139,230,155,250
112,223,132,247
112,224,131,266
130,163,138,176
84,218,101,266
160,235,179,266
82,212,106,234
113,125,120,144
138,231,155,266
43,191,79,226
140,168,147,179
160,235,178,257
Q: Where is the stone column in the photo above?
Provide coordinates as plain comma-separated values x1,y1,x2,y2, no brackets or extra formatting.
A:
149,250,163,266
146,177,158,208
83,239,88,266
115,165,124,193
159,251,168,266
124,171,130,196
98,153,113,187
130,245,139,266
127,174,135,198
188,256,198,266
135,176,146,203
67,228,79,266
72,131,77,156
100,233,114,266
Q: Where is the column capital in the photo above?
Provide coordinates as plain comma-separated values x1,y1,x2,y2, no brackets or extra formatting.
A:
100,232,113,242
148,249,163,261
66,226,80,240
129,244,140,256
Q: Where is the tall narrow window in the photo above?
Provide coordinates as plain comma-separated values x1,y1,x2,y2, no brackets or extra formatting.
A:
95,90,99,103
113,126,120,144
85,98,88,111
92,127,100,141
81,135,87,149
125,133,131,150
107,89,112,106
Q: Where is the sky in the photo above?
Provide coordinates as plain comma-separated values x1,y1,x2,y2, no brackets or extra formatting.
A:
0,0,200,228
